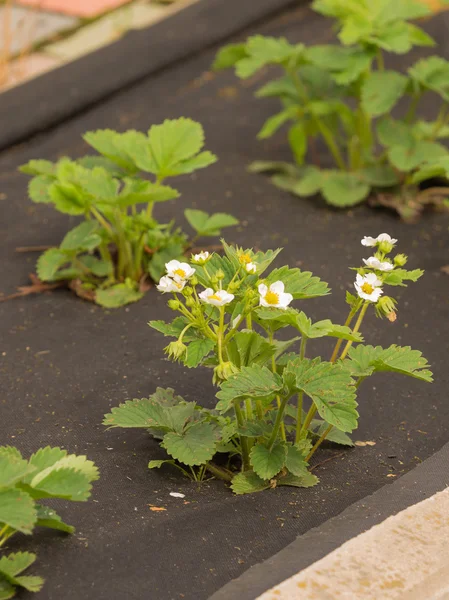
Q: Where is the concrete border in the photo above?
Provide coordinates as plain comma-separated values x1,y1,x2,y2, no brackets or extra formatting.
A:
209,441,449,600
0,0,298,152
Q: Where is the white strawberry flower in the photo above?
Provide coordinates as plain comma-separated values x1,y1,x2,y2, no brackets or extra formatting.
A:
258,281,293,309
361,233,398,247
165,260,195,282
199,288,234,306
191,251,209,264
157,275,186,294
363,256,394,271
246,262,257,274
354,273,383,302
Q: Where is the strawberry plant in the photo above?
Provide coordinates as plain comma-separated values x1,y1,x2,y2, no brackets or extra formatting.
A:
0,446,99,597
213,0,449,221
20,118,238,307
104,235,431,494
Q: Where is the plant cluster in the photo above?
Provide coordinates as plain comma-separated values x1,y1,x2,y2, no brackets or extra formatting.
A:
213,0,449,220
0,446,99,598
20,118,237,307
104,235,432,494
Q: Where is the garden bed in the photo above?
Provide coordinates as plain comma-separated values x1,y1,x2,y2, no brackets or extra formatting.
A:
1,0,449,598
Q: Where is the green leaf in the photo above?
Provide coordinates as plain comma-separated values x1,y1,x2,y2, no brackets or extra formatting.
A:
216,365,283,413
250,442,286,480
118,180,179,207
293,166,323,196
266,266,330,299
0,489,36,533
226,331,276,368
346,344,433,382
60,221,101,252
95,283,144,308
28,175,54,204
77,155,125,175
184,209,238,236
103,398,169,429
36,249,68,282
184,339,215,368
358,165,401,187
407,24,435,48
257,109,293,140
235,36,301,79
277,471,318,488
162,422,218,466
83,129,137,171
383,268,424,286
285,444,309,476
0,552,44,593
48,182,86,215
306,45,373,84
29,468,93,502
79,256,113,278
212,43,248,70
284,358,358,432
361,71,407,117
388,140,448,171
310,420,354,446
231,471,270,495
322,172,370,207
0,454,35,489
409,56,449,101
24,447,67,482
0,578,15,600
20,159,55,176
35,505,75,534
288,122,307,165
149,317,191,339
377,116,414,149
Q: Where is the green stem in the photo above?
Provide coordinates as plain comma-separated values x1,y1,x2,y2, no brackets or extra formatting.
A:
295,337,307,443
245,399,254,421
329,303,360,363
234,402,250,471
315,119,347,170
269,331,286,442
267,395,290,451
430,104,449,140
205,462,233,482
300,402,317,436
306,424,333,461
91,207,113,234
256,400,264,420
218,306,225,364
405,92,422,124
339,302,369,361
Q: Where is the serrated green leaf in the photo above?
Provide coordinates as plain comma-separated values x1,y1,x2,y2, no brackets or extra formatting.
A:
95,283,143,308
103,398,169,429
235,36,302,78
284,358,358,432
36,249,69,282
162,422,218,466
79,256,113,278
362,71,407,117
24,447,67,483
48,182,86,215
184,209,238,236
0,454,35,489
277,471,318,488
0,552,36,578
0,577,15,600
20,159,55,176
266,266,330,299
377,117,414,149
212,43,248,70
0,489,36,533
388,140,448,171
78,155,125,175
383,268,424,286
184,339,215,368
231,471,270,495
28,175,54,204
30,468,93,502
322,172,370,207
250,441,286,480
285,444,309,476
35,505,75,534
83,129,137,171
149,317,191,339
216,365,283,413
226,331,276,369
346,344,433,382
60,221,101,252
409,56,449,101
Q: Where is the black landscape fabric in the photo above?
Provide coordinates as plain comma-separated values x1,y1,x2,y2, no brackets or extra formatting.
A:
1,2,449,600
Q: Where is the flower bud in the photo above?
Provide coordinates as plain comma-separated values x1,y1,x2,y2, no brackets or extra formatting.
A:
164,340,187,361
168,299,180,310
185,296,195,308
394,253,407,267
213,361,239,385
375,296,397,321
211,276,218,285
378,241,394,254
216,269,225,281
190,275,198,286
183,286,193,297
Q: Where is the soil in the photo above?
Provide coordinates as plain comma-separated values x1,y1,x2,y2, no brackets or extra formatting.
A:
1,2,449,599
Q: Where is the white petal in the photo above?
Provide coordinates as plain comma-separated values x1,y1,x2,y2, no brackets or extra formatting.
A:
199,288,213,302
165,260,181,274
361,236,377,247
380,262,393,271
377,233,397,244
278,292,293,308
356,273,365,286
258,283,268,296
270,281,285,294
259,297,272,308
365,273,382,286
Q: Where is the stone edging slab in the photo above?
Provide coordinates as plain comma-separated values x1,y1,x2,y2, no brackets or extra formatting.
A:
209,441,449,600
0,0,298,153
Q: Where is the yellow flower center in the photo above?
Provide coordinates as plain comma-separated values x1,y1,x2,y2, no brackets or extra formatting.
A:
239,253,252,265
174,268,186,278
175,281,183,289
361,283,374,295
265,291,279,305
209,293,221,302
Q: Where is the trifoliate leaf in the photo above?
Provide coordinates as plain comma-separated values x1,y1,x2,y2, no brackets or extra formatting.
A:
231,471,270,495
212,43,248,70
36,249,69,282
226,331,276,369
235,36,302,79
149,317,191,339
24,447,67,483
345,344,433,382
277,471,318,488
0,489,36,533
284,358,358,432
0,552,44,594
285,444,309,476
361,71,407,117
266,266,330,299
322,172,370,207
162,422,218,466
0,553,36,578
35,505,75,534
383,268,424,286
60,221,102,252
215,365,283,413
250,441,286,480
95,283,143,308
28,175,54,204
184,209,238,236
184,339,215,368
